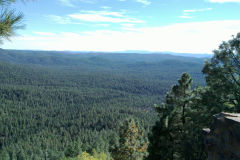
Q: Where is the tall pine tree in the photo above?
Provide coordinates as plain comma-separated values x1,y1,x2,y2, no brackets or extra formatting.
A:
147,73,193,160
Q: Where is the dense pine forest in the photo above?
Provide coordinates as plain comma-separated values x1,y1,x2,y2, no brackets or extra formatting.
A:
1,0,240,159
0,49,206,159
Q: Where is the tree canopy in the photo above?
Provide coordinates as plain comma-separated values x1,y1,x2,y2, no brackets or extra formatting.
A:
202,33,240,112
147,73,197,160
112,119,148,160
148,32,240,160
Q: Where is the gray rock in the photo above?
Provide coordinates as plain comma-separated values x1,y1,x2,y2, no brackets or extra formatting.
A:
204,112,240,160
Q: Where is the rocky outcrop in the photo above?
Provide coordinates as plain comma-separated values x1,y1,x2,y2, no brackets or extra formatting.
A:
204,112,240,160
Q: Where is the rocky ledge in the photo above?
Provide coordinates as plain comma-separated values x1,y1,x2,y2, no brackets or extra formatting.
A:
204,112,240,160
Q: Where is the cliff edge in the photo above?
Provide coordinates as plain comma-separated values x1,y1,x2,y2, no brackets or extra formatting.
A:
204,112,240,160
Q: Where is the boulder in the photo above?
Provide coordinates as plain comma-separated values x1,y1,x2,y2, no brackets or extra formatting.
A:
204,112,240,160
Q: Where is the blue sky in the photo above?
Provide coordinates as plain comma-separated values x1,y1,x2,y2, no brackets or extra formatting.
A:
2,0,240,53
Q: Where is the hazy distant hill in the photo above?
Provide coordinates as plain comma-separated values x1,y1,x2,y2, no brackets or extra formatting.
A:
0,49,207,65
113,50,212,58
0,49,206,85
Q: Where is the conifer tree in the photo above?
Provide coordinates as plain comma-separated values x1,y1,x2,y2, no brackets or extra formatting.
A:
64,141,81,158
202,32,240,112
113,119,148,160
0,148,10,160
147,103,174,160
16,150,26,160
147,73,193,160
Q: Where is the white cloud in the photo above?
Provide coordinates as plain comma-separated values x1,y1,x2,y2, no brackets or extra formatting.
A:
136,0,151,5
179,15,193,19
101,6,112,9
4,20,240,54
118,0,151,5
78,0,97,3
120,23,136,30
58,0,96,7
47,15,72,24
184,8,212,13
121,23,135,27
33,32,56,36
69,14,143,23
95,24,110,27
179,8,212,19
80,10,124,17
209,0,240,3
47,10,143,24
68,10,144,23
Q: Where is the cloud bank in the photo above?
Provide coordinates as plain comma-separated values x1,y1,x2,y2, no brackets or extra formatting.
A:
179,8,212,19
3,20,240,54
48,10,144,24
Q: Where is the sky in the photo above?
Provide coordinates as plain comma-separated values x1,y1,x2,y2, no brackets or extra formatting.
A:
2,0,240,53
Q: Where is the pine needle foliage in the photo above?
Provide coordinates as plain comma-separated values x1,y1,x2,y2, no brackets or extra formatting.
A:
0,0,24,43
202,33,240,112
147,73,193,160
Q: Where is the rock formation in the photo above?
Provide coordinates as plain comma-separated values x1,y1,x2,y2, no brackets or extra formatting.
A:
204,112,240,160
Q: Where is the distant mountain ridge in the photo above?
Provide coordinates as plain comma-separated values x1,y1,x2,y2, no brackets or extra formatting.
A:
0,48,212,58
0,49,207,70
114,50,212,58
0,49,206,86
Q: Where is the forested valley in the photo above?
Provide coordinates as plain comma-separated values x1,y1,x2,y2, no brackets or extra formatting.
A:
1,0,240,159
1,33,240,160
0,49,206,159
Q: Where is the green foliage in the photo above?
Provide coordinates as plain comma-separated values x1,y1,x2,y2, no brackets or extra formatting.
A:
16,150,26,160
92,149,110,160
61,151,110,160
77,151,109,160
0,24,238,160
0,149,10,160
0,50,205,159
0,49,205,86
0,0,24,43
112,119,148,160
202,33,240,112
148,33,240,160
65,142,82,158
147,73,207,160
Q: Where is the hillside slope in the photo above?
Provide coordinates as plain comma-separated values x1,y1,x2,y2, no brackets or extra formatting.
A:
0,50,206,159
